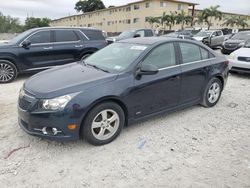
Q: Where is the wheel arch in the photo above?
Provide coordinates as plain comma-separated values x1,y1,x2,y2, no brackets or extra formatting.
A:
79,96,129,136
79,48,98,59
0,58,19,72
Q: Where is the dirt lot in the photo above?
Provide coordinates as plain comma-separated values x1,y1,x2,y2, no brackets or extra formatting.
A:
0,71,250,187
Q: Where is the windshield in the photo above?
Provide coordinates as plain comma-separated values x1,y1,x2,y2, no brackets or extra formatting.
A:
231,32,250,40
84,43,147,72
8,29,33,44
245,40,250,48
118,31,134,38
195,31,212,37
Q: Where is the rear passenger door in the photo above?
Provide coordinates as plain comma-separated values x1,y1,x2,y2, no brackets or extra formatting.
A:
178,42,212,104
51,29,84,65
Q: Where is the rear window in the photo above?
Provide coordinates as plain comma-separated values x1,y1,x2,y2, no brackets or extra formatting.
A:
145,30,153,37
55,30,79,42
179,42,202,63
82,30,105,40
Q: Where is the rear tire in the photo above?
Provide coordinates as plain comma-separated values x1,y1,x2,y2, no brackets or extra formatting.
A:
82,102,125,146
0,60,18,83
201,78,222,108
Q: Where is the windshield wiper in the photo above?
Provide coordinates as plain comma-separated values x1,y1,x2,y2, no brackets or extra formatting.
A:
86,63,110,73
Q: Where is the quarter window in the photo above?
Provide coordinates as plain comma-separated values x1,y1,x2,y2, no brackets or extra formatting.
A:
179,42,202,63
55,30,79,42
28,31,50,44
142,43,176,69
200,47,209,60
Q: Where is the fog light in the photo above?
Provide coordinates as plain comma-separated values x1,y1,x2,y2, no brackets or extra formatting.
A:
40,127,62,135
52,128,62,135
42,127,48,135
67,124,76,130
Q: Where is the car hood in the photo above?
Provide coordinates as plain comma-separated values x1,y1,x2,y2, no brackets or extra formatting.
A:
0,42,13,49
107,36,129,42
24,62,118,99
225,39,245,44
232,47,250,57
193,36,206,41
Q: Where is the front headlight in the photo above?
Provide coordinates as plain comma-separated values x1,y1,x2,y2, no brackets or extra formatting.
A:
42,94,75,111
228,53,236,60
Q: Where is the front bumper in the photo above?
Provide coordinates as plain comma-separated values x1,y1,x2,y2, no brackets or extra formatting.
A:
229,59,250,73
18,98,82,141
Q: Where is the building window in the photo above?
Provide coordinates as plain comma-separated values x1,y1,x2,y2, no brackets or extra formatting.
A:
126,7,131,11
178,4,183,10
145,2,150,8
126,19,131,24
134,4,140,10
133,18,139,23
160,1,167,8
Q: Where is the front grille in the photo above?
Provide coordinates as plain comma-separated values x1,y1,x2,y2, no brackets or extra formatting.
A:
225,43,238,49
238,56,250,62
19,98,32,110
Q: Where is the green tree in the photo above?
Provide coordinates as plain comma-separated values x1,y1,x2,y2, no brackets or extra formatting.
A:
167,12,176,30
0,12,23,33
176,10,193,30
194,12,205,28
24,17,51,30
75,0,105,13
223,16,238,27
201,5,222,30
236,16,249,29
145,16,160,29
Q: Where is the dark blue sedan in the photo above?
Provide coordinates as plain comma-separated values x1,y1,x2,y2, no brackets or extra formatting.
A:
18,37,229,145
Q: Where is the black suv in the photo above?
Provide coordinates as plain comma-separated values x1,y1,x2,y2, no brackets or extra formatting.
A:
0,27,108,83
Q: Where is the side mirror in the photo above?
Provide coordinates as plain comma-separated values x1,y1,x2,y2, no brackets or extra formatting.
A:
22,40,31,48
137,64,159,77
134,34,141,38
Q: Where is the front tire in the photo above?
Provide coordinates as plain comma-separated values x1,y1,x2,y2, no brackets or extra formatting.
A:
82,102,125,146
0,60,18,83
201,78,222,108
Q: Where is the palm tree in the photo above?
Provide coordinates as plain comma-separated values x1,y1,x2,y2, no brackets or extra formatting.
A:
176,10,193,30
146,16,160,29
223,16,238,27
236,16,249,29
160,12,170,32
168,12,176,30
201,5,222,30
194,12,205,28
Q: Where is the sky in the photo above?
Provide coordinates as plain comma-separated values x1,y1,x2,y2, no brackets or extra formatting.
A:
0,0,249,23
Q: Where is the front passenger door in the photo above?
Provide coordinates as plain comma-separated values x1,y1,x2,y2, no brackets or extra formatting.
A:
18,30,55,69
128,42,181,118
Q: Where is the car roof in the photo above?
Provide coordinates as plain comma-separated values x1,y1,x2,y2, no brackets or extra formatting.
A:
30,27,101,31
118,37,199,45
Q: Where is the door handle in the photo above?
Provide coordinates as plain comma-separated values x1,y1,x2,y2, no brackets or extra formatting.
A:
75,45,83,48
43,47,53,50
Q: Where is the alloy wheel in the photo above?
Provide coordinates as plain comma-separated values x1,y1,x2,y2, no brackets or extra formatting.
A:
208,82,221,104
91,109,120,141
0,62,15,82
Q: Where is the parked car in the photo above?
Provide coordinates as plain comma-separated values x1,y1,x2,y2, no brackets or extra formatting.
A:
18,37,229,145
228,39,250,73
0,27,108,83
221,31,250,54
162,32,196,40
175,30,194,37
193,30,224,48
106,29,155,44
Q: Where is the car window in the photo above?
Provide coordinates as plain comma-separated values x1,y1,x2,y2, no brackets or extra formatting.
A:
28,31,51,44
55,30,79,42
145,30,153,37
82,30,105,40
179,42,202,63
200,47,209,59
142,43,176,69
136,30,145,37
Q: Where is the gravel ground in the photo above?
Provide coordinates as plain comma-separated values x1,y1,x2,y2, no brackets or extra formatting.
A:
0,69,250,187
